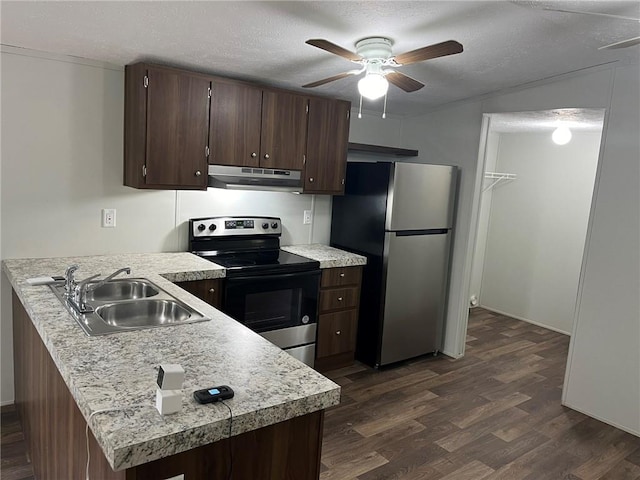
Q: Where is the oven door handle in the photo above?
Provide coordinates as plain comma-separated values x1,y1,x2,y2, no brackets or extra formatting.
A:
226,269,321,284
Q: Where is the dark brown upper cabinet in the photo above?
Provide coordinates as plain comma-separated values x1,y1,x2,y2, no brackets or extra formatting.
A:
210,81,308,171
209,81,262,167
125,62,351,191
303,98,351,195
124,64,210,189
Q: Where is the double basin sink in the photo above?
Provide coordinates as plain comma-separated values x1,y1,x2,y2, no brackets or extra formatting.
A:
50,278,210,336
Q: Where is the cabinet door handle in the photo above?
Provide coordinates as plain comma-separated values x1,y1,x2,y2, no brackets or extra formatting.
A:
339,273,345,278
337,297,343,301
264,153,270,160
336,330,341,335
309,177,314,183
251,152,257,158
195,170,202,177
209,288,215,293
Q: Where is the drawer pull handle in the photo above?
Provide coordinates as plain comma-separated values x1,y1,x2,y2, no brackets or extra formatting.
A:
336,330,341,335
251,152,257,158
209,288,215,293
264,153,270,160
339,273,345,278
337,297,343,301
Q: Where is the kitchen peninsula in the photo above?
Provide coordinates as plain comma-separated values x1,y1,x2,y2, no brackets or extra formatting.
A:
3,252,342,479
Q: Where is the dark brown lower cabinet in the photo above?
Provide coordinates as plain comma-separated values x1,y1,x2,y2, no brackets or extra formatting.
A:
175,278,222,308
315,266,362,372
11,291,324,480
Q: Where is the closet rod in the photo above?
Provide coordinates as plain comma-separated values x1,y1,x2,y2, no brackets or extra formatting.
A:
483,172,517,192
484,172,517,179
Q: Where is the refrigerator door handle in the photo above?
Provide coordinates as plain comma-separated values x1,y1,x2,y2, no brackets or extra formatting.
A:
393,228,449,236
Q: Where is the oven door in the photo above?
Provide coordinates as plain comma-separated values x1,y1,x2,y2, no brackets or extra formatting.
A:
223,270,321,333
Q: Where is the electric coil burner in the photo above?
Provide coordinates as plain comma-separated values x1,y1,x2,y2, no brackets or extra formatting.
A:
189,216,320,367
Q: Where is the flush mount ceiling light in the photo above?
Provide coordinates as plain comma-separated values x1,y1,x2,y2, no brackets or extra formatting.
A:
552,126,572,145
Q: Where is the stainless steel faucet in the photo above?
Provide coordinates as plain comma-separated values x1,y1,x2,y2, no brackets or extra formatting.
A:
65,266,131,313
64,265,79,297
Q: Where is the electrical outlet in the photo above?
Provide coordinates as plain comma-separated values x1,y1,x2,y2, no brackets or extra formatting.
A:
102,209,116,228
303,210,312,225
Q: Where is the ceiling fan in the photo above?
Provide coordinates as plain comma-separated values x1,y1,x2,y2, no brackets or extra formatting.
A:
543,7,640,49
302,37,463,100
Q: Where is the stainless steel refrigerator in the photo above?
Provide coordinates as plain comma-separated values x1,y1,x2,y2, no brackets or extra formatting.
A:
330,161,457,367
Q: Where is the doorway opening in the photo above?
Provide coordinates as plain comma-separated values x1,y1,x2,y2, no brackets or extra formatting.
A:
467,108,605,336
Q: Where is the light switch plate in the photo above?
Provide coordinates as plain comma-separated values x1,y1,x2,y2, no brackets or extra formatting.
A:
102,209,116,228
303,210,312,225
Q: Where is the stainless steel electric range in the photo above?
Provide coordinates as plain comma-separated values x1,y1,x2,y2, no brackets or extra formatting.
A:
189,216,320,367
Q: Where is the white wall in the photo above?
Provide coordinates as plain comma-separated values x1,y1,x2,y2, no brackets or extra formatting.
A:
0,48,334,404
480,131,601,334
562,63,640,436
402,63,639,435
348,109,403,147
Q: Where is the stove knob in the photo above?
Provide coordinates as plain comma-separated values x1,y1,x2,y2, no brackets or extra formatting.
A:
262,222,269,230
208,224,217,232
197,224,206,232
271,222,279,229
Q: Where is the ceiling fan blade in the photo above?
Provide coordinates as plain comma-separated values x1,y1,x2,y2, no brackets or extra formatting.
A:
599,36,640,50
302,71,357,88
542,7,640,22
305,39,362,62
385,71,425,92
393,40,463,66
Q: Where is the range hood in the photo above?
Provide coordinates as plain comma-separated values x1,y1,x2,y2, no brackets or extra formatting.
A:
208,165,303,193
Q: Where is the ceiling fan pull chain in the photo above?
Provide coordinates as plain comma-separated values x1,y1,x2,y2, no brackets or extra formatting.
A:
382,93,387,119
358,94,363,119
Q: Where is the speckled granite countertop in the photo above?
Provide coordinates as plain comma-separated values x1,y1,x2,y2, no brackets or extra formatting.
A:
282,244,367,269
2,253,340,471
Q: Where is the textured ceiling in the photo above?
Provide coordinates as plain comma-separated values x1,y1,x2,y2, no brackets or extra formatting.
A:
1,1,639,117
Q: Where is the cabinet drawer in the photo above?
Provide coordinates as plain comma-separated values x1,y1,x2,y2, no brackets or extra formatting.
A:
319,286,359,312
317,310,357,358
321,266,362,288
175,279,222,308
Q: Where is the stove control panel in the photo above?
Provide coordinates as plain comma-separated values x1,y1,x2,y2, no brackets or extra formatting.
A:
190,216,282,238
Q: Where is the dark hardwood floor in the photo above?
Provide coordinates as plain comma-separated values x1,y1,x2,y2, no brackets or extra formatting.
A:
1,405,33,480
319,308,640,480
2,308,639,479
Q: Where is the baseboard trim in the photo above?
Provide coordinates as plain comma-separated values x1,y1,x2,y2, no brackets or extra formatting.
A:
478,305,571,336
562,400,640,438
441,349,463,359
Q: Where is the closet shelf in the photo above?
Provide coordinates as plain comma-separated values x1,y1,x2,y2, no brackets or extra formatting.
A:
483,172,517,192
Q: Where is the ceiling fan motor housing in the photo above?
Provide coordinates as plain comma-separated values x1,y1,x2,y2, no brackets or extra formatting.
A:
355,37,393,61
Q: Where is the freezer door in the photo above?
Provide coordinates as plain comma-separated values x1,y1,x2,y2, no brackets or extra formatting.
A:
387,163,456,231
380,231,450,365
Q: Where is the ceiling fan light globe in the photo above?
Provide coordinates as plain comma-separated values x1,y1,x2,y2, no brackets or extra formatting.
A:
358,74,389,100
552,126,572,145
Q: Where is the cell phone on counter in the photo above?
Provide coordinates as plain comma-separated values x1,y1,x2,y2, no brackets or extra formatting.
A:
193,385,234,404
